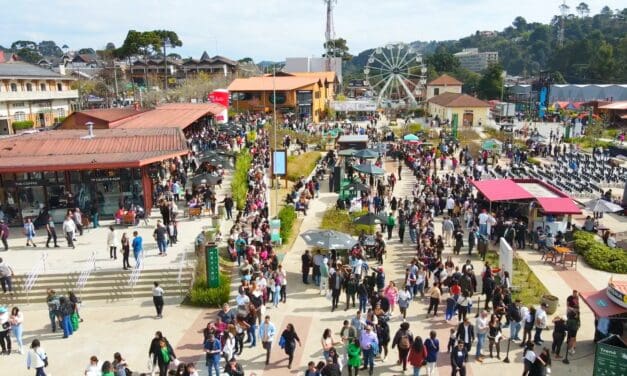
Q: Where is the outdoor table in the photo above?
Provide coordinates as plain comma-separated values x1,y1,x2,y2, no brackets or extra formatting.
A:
553,246,571,263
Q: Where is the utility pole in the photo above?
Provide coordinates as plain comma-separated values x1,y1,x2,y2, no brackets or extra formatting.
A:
273,67,278,216
163,37,170,91
324,0,337,72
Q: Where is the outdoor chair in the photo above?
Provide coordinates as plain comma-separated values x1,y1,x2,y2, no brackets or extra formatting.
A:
562,253,578,270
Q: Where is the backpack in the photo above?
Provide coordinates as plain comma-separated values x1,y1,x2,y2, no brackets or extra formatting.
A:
399,333,410,350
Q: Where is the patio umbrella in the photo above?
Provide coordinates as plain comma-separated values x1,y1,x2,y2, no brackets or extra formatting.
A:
338,148,356,157
343,182,370,192
353,212,387,226
300,229,357,250
353,149,379,159
585,198,623,213
403,134,419,141
353,163,385,175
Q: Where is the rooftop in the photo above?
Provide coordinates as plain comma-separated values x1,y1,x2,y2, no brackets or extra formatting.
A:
113,103,225,130
428,74,462,86
0,61,72,79
0,128,188,173
599,101,627,110
228,76,321,92
427,92,490,108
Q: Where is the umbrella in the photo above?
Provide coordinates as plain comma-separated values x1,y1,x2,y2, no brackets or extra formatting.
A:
585,198,623,213
338,148,356,157
353,149,379,159
353,163,385,175
403,134,419,141
300,229,357,250
343,182,370,192
353,212,387,226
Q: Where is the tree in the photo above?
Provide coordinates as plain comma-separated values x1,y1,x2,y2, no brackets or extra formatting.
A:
512,16,528,32
426,51,460,74
576,2,590,18
38,41,62,57
238,57,254,64
11,40,37,51
77,48,96,55
167,53,181,60
477,63,504,100
105,42,116,51
587,41,615,82
323,38,352,61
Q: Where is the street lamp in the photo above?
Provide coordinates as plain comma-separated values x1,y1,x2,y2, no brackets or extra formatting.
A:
163,37,171,91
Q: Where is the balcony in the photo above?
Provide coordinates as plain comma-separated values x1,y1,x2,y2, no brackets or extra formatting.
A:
0,90,79,101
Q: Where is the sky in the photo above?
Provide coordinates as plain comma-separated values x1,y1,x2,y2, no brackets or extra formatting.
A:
0,0,624,61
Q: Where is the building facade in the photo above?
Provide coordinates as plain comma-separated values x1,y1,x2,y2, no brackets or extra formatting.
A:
454,48,499,73
426,74,463,100
427,92,490,127
0,61,77,134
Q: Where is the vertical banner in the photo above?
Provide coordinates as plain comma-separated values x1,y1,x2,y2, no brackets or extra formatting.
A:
206,245,220,288
499,238,513,279
452,113,459,139
272,150,287,176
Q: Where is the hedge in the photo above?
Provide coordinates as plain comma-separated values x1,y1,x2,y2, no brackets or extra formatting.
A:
278,206,297,243
573,230,627,274
320,208,376,236
12,120,34,130
188,274,231,307
286,152,321,182
231,149,252,210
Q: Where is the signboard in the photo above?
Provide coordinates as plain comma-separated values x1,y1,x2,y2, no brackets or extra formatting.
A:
272,150,287,176
330,100,377,112
205,245,220,288
452,113,459,139
593,335,627,376
499,238,513,280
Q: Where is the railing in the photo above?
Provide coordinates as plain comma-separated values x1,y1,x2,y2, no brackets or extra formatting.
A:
176,249,188,297
75,251,97,292
0,89,79,101
127,253,145,299
23,252,48,304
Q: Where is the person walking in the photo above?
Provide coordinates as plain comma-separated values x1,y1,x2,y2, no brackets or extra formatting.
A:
62,215,76,249
58,296,73,338
132,231,143,268
24,218,37,247
152,282,164,319
426,282,441,317
121,232,131,270
487,314,502,359
45,217,58,248
408,336,427,376
475,310,488,361
346,338,362,376
392,322,413,372
451,341,467,376
551,315,567,359
455,317,474,360
203,333,222,376
0,306,11,354
112,352,128,376
107,226,118,260
359,325,379,376
0,257,14,294
222,194,234,220
0,220,9,251
26,339,48,376
301,250,312,284
73,208,84,236
9,306,24,353
148,331,168,374
153,221,168,256
45,290,60,333
155,338,176,376
386,212,395,240
424,331,439,376
258,315,276,365
280,323,301,369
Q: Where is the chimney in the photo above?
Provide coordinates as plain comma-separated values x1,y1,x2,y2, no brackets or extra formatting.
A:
84,121,94,139
58,64,66,75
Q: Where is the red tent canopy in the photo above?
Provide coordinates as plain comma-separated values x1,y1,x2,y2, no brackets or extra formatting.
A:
471,179,534,201
580,289,627,318
536,197,582,214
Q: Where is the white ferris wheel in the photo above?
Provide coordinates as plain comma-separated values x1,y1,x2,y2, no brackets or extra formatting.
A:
364,42,427,109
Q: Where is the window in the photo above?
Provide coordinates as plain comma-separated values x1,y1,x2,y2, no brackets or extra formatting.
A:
10,83,17,92
40,83,47,91
57,83,63,91
12,102,25,108
433,88,440,96
13,111,26,121
56,108,66,117
26,83,33,92
268,92,286,105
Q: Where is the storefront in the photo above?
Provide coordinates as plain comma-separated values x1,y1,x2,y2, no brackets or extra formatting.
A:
0,128,189,226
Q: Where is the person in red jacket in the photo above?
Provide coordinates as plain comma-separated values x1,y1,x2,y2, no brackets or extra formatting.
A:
408,336,428,376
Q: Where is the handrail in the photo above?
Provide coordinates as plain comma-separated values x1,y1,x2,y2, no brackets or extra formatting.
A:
23,252,47,305
75,251,97,292
127,253,145,300
176,249,187,285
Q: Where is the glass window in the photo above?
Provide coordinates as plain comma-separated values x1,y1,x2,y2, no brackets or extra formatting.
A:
57,83,63,91
47,185,67,209
26,83,33,92
13,111,26,121
56,108,65,118
40,83,47,91
269,92,286,104
10,83,17,92
44,171,58,184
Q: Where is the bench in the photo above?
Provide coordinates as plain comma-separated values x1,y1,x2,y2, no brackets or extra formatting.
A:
562,253,578,270
189,207,202,219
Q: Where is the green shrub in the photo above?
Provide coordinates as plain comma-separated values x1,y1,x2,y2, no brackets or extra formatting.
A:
54,116,66,123
286,152,321,182
231,149,252,210
277,206,297,243
573,230,627,273
188,274,231,307
527,157,542,166
12,120,34,130
320,208,376,236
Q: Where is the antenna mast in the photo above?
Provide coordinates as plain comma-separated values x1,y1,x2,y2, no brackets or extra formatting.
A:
558,1,569,48
324,0,337,71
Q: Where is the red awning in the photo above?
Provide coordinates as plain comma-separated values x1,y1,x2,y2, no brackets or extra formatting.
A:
471,179,535,202
580,289,627,318
536,197,582,214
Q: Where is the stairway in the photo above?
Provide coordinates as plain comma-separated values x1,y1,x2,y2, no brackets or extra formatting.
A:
0,267,194,306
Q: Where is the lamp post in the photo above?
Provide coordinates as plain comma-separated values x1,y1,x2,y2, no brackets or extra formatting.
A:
273,67,279,217
163,37,171,91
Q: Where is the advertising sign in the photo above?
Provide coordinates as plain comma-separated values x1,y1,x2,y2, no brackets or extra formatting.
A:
205,245,220,288
272,150,287,176
593,335,627,376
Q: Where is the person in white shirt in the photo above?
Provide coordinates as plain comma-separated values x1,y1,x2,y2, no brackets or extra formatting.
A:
62,215,76,249
152,282,165,319
534,303,548,344
26,339,47,375
84,355,101,376
107,226,118,260
475,310,489,359
607,233,617,248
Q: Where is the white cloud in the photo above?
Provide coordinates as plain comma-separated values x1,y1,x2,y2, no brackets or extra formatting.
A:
1,0,624,61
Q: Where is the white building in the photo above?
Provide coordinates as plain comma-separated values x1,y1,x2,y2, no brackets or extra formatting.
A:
0,61,77,135
284,57,343,83
426,74,463,100
454,48,499,73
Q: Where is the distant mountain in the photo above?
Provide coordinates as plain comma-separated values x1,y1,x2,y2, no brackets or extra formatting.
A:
257,60,284,68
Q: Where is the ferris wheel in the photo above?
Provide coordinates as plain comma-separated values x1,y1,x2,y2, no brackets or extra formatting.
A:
364,42,427,109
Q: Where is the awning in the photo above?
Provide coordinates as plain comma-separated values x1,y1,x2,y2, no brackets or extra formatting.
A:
471,179,534,202
580,289,627,318
536,197,582,215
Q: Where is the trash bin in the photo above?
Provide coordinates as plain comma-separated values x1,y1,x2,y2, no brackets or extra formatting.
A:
541,294,559,315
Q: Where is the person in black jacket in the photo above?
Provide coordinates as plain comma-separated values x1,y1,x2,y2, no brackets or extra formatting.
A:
222,195,234,220
224,357,244,376
280,323,301,369
455,318,475,360
148,331,168,373
301,250,312,284
451,341,467,376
